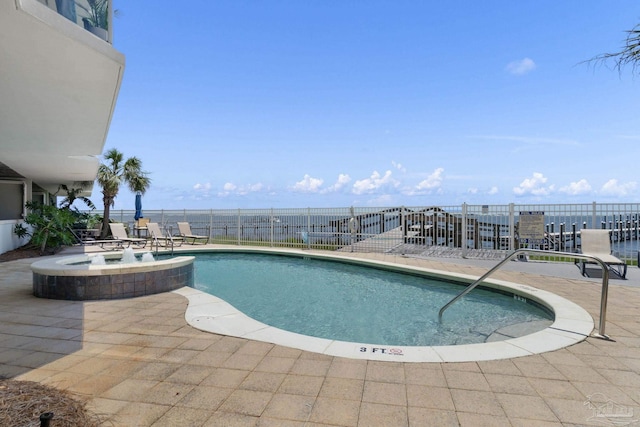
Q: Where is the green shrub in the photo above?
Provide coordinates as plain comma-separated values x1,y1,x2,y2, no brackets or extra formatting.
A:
13,202,78,254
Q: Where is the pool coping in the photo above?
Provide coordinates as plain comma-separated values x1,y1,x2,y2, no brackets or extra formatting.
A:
171,247,594,363
30,252,194,276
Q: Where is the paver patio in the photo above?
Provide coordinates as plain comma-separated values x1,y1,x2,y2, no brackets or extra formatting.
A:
1,247,639,426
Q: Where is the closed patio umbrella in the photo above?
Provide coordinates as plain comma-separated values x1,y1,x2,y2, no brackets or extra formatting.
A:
134,192,143,220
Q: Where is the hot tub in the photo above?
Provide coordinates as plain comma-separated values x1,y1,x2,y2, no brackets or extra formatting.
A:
31,250,194,300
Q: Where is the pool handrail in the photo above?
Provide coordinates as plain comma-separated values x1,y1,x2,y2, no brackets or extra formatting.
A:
438,248,612,339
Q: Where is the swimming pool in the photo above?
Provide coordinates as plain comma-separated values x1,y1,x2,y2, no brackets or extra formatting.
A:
173,248,593,361
192,252,552,346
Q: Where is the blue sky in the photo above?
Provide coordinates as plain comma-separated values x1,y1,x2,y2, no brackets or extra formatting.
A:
97,1,639,211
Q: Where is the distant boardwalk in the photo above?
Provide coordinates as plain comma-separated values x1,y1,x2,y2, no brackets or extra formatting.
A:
339,226,511,260
337,227,411,253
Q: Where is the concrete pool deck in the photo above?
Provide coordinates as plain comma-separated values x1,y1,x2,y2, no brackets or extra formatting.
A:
1,245,640,426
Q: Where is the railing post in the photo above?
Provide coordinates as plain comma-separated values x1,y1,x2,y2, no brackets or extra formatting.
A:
237,209,241,245
461,203,468,258
270,208,274,247
307,207,311,249
349,206,355,252
209,209,213,242
401,206,406,244
508,203,515,251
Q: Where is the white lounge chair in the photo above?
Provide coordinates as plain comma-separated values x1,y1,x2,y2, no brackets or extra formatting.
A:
579,229,627,279
177,222,209,244
147,222,183,247
108,223,147,248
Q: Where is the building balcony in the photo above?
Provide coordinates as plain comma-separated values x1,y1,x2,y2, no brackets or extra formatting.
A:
0,0,125,197
37,0,113,43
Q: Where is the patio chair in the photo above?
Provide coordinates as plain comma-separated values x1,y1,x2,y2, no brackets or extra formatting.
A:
134,217,150,238
108,223,147,248
147,222,183,248
177,222,209,244
68,227,123,250
579,229,627,279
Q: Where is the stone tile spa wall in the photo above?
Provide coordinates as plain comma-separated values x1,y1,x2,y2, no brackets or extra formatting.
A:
31,256,194,300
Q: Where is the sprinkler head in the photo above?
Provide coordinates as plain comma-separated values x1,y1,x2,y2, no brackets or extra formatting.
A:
39,412,54,427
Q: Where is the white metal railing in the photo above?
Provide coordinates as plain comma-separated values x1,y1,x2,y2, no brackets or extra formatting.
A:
104,202,640,263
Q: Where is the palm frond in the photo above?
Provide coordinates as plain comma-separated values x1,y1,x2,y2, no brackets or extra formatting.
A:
585,24,640,76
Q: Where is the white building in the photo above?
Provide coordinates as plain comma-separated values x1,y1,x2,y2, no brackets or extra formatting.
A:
0,0,124,254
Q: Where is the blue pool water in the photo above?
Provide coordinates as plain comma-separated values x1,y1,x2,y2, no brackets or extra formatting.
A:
192,253,553,346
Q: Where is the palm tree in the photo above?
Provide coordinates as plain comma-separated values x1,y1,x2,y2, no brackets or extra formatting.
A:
57,181,96,210
96,148,151,238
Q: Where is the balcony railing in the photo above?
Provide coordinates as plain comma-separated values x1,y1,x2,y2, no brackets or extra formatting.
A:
38,0,112,43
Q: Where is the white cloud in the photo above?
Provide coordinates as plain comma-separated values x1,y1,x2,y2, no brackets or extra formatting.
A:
392,161,406,173
513,172,554,196
401,168,445,196
506,57,536,75
322,174,351,193
193,182,211,192
488,186,499,195
352,170,397,195
600,179,637,197
218,181,264,197
559,179,591,195
416,168,444,191
292,174,324,193
467,187,478,194
246,183,264,193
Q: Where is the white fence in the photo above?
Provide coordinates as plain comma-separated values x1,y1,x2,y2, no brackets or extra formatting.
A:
106,203,640,263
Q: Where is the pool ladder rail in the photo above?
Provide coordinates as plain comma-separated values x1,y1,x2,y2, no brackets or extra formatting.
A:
150,224,177,256
438,248,613,340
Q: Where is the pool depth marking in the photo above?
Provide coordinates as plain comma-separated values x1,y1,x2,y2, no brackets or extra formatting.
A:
359,346,404,356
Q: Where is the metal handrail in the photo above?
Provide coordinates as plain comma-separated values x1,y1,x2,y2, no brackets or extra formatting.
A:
150,231,174,256
438,248,612,339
